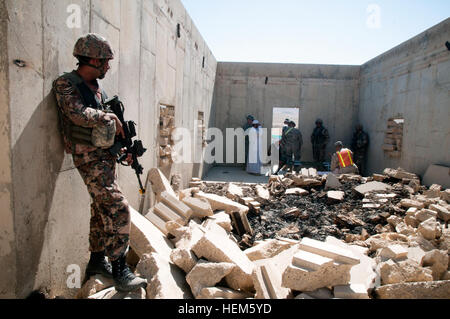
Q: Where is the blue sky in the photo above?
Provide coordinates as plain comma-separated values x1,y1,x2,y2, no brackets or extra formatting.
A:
180,0,450,65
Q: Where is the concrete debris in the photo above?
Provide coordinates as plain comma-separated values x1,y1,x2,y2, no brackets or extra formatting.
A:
375,280,450,299
400,199,425,210
186,260,236,298
285,188,309,196
244,239,293,261
182,197,214,218
415,209,438,223
255,185,271,203
379,259,434,285
194,191,249,214
77,275,114,299
252,259,293,299
383,168,419,181
170,248,198,274
136,253,192,299
148,168,177,198
418,217,441,240
226,183,244,200
421,250,449,280
327,191,345,203
325,173,342,190
204,211,233,233
428,204,450,222
353,181,392,196
196,287,253,299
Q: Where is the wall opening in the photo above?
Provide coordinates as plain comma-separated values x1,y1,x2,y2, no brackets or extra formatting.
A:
382,117,404,158
271,107,300,145
159,104,175,177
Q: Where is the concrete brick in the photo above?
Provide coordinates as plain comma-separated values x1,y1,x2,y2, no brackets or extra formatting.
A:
160,191,193,221
379,259,433,285
375,280,450,299
400,199,425,209
195,192,249,214
196,287,253,299
252,259,293,299
154,201,187,225
145,207,169,235
204,211,233,233
148,168,177,198
182,196,213,218
299,238,360,265
192,229,255,292
325,173,342,190
333,284,369,299
130,207,174,262
244,239,292,261
421,250,449,280
292,250,334,271
379,244,408,261
186,260,236,297
415,209,438,222
428,204,450,222
255,185,271,203
327,191,345,203
226,183,243,200
136,253,192,299
282,261,352,292
418,217,441,240
285,188,309,196
170,247,198,274
353,182,392,196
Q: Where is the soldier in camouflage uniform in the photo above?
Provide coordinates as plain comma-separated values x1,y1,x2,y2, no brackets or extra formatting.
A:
277,121,303,173
351,124,369,176
311,119,330,164
53,34,147,293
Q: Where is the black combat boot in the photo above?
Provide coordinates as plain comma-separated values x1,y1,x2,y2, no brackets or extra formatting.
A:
85,251,113,278
112,253,147,292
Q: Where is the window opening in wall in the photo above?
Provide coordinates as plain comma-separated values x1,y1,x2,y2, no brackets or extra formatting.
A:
197,112,207,148
271,107,300,145
265,77,269,85
159,105,175,172
382,117,404,158
177,23,181,38
202,57,205,68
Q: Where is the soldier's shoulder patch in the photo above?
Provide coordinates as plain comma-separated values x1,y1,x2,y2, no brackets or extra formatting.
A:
53,77,75,95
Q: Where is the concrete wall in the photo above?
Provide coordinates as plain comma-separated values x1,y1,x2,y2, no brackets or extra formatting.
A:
212,62,360,164
0,0,216,298
359,18,450,176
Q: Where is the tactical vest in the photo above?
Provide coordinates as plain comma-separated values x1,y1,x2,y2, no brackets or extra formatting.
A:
57,71,109,148
337,148,354,168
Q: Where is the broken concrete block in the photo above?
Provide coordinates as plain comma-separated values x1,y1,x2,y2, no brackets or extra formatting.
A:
192,229,255,292
170,247,198,274
88,287,146,299
325,173,342,190
308,168,318,178
244,239,292,261
153,202,186,225
418,217,441,240
77,275,115,299
400,199,425,209
292,250,334,270
395,222,416,236
299,237,360,265
387,215,403,227
196,287,253,299
407,246,427,264
421,250,449,281
255,185,271,203
194,192,249,214
379,259,434,285
165,221,185,238
409,234,437,252
379,244,408,261
160,191,193,221
203,211,233,233
440,189,450,203
186,260,236,297
282,261,352,292
285,188,309,196
130,207,174,262
226,183,243,200
404,215,419,228
252,259,293,299
383,168,419,180
136,253,192,299
353,181,393,196
375,280,450,299
230,210,253,236
428,204,450,222
145,208,169,235
148,168,177,198
372,174,388,182
173,221,206,250
333,284,369,299
301,287,333,299
415,209,438,223
182,197,213,218
424,184,442,198
327,191,345,203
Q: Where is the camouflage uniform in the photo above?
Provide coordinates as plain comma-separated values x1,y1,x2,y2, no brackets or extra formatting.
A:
351,127,369,176
53,34,129,262
280,127,303,166
311,123,330,163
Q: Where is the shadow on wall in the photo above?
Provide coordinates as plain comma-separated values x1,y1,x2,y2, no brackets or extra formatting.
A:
12,91,65,297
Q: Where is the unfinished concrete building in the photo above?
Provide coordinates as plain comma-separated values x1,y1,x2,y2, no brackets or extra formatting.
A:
0,0,449,299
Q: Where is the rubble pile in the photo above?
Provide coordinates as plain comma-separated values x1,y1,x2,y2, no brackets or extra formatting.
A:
78,167,450,299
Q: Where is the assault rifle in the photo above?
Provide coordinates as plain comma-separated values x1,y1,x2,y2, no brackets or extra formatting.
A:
104,96,147,194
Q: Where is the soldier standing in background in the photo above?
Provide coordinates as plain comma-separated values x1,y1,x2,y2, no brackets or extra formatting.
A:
276,121,303,173
53,33,147,292
351,124,369,176
243,115,255,169
311,119,330,166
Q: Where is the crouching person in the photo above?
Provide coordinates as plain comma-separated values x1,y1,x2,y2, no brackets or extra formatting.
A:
330,141,359,175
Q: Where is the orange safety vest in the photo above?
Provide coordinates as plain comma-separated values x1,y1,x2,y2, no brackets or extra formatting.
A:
337,148,354,168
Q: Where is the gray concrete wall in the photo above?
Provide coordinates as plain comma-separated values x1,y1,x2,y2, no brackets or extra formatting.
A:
359,18,450,176
212,62,360,164
0,0,216,298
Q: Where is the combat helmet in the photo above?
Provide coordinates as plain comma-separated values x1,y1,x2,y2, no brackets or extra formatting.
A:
73,33,114,60
315,119,323,125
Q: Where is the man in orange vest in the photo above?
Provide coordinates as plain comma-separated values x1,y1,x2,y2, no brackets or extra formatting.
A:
330,141,359,174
